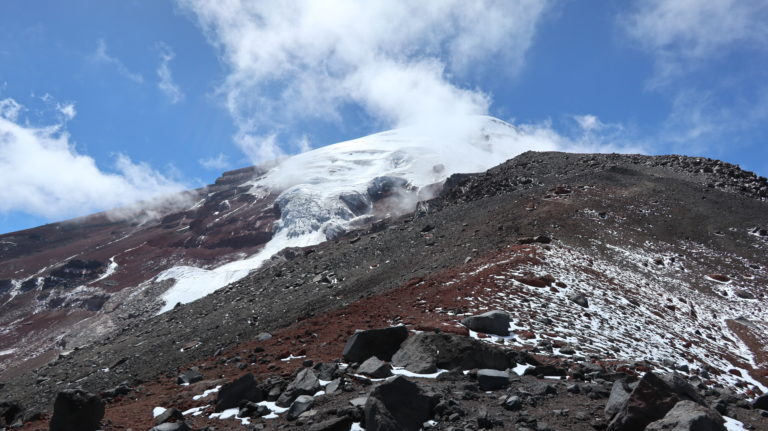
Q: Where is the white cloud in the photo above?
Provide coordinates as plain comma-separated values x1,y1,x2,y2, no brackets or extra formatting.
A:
89,39,144,83
58,103,76,121
624,0,768,79
178,0,551,164
199,153,230,170
156,43,185,104
0,97,188,222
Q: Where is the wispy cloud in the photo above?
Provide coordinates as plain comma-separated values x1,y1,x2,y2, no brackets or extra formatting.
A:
0,97,188,222
89,39,144,83
178,0,552,164
199,153,230,170
621,0,768,155
624,0,768,80
156,43,184,104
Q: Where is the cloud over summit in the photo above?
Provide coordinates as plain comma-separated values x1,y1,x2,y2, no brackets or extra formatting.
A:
179,0,551,164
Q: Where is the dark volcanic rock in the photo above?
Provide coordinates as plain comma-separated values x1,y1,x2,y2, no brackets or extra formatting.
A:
357,356,393,378
277,368,321,407
307,415,354,431
568,293,589,308
392,332,439,374
607,372,681,431
49,389,105,431
605,380,633,420
287,395,314,420
342,326,409,363
393,332,514,372
215,373,264,412
645,400,725,431
364,376,439,431
658,372,705,405
177,367,204,385
0,400,24,428
460,310,511,336
477,369,510,391
754,393,768,410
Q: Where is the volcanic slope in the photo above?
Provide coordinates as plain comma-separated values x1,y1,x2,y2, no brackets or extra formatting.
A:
4,151,768,429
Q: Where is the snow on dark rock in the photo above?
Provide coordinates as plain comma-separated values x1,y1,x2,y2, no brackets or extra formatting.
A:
49,389,105,431
153,407,183,425
342,326,409,363
460,310,511,336
148,422,192,431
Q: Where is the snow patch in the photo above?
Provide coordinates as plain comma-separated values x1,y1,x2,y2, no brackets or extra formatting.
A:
193,385,221,401
152,407,166,417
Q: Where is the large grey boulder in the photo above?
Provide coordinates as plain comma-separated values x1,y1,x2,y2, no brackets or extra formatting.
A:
460,310,511,336
49,389,105,431
477,369,510,391
645,400,725,431
357,356,393,378
342,326,409,363
364,376,440,431
149,423,192,431
605,379,634,420
276,368,321,407
287,395,314,421
391,332,514,373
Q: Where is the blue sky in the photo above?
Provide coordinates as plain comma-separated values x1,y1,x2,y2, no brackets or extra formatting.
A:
1,0,767,234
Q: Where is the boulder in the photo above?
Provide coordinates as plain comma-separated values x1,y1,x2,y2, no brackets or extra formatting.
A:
49,389,105,431
605,380,633,420
276,368,321,407
314,362,340,381
287,395,314,421
100,381,131,399
754,393,768,410
607,372,681,431
154,407,184,425
477,369,510,391
215,373,264,412
568,293,589,308
392,333,439,374
392,332,513,373
357,357,393,378
460,310,511,336
177,367,204,385
342,326,409,363
325,378,342,394
148,423,192,431
645,400,725,431
0,401,24,428
307,416,354,431
239,401,271,418
364,376,440,431
658,373,705,405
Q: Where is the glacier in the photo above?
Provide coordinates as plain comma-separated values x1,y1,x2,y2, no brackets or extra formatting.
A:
157,116,554,312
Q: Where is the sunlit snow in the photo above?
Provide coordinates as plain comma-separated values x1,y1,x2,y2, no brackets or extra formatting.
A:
157,116,538,313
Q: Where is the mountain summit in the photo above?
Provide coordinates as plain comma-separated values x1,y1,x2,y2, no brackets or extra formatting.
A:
1,127,767,430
